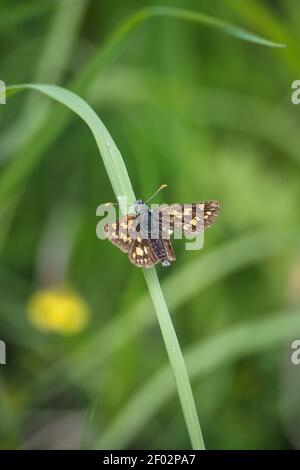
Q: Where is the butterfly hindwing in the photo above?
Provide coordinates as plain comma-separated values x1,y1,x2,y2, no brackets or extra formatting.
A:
128,239,158,267
163,239,176,261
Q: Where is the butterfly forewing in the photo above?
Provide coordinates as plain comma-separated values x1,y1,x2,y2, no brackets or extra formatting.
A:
104,215,136,253
157,200,220,237
203,200,220,228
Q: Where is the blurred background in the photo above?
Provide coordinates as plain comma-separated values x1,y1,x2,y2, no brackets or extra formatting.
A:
0,0,300,450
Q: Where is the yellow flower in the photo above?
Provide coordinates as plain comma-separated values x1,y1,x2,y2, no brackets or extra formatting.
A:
27,287,89,335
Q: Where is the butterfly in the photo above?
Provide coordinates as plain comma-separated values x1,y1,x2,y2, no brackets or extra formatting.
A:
104,186,220,268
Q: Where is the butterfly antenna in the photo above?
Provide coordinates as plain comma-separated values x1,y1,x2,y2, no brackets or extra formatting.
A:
105,185,167,206
145,184,167,204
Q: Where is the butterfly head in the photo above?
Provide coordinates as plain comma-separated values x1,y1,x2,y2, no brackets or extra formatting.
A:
134,199,149,215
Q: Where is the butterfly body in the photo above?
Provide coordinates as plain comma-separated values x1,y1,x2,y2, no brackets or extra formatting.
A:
133,200,172,267
104,197,220,268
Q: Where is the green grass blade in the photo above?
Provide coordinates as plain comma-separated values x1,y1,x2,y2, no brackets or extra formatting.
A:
6,84,204,449
6,84,136,204
73,6,285,97
79,5,285,87
143,6,286,47
143,268,205,449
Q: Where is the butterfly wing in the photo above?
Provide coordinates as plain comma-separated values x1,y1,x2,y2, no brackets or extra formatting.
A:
128,239,158,267
163,239,176,261
104,215,136,253
158,200,220,237
105,215,158,267
202,200,220,229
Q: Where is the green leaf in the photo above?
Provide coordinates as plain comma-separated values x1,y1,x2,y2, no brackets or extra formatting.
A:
141,6,286,47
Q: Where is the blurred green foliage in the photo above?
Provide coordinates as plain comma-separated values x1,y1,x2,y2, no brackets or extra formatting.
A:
0,0,300,450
